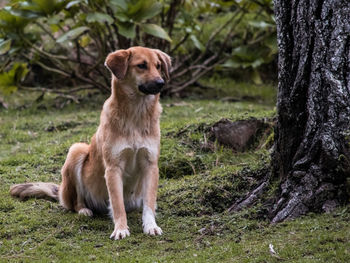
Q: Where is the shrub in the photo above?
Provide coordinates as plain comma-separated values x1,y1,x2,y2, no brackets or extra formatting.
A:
0,0,276,97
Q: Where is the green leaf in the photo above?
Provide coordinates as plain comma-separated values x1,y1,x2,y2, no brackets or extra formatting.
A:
86,13,114,25
32,0,62,15
3,6,41,19
264,34,278,56
78,35,91,48
127,0,145,16
248,21,275,29
141,24,172,42
251,58,265,68
47,14,60,25
0,39,11,55
114,12,129,22
222,56,264,69
190,35,204,51
13,63,29,83
134,2,162,22
232,46,255,61
110,0,127,10
221,59,240,69
66,0,84,9
251,69,262,85
56,26,90,43
185,27,192,33
0,9,30,32
0,84,17,95
0,62,28,95
116,22,136,38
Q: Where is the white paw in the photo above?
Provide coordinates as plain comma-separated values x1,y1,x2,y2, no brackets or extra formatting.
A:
110,228,130,240
78,208,93,217
143,223,163,236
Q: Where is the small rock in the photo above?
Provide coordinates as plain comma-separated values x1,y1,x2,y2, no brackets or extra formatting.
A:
322,200,338,213
210,118,269,151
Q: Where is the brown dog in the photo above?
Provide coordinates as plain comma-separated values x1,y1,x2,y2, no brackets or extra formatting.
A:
10,46,171,240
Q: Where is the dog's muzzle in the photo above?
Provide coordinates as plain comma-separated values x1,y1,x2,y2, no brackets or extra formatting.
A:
138,79,165,95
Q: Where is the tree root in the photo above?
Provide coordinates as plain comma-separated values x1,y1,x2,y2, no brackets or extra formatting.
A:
228,175,269,213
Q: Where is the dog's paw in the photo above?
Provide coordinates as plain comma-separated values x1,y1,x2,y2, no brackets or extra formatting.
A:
110,228,130,240
143,223,163,236
78,208,93,217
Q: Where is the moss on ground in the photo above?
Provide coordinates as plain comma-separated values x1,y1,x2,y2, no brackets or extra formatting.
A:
0,85,349,262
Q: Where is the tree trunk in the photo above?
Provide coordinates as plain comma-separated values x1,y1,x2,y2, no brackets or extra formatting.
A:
270,0,350,222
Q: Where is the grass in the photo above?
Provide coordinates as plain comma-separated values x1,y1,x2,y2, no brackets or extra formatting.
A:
0,81,349,262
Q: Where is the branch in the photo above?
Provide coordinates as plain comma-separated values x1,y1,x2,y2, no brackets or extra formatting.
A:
167,7,246,94
170,54,193,74
169,33,190,54
19,86,80,103
171,53,218,81
104,22,117,50
75,41,81,64
250,0,274,15
21,37,69,62
74,71,110,93
20,85,96,94
23,54,71,78
35,22,56,41
21,35,92,66
166,0,183,37
169,57,226,94
192,7,244,66
169,10,244,82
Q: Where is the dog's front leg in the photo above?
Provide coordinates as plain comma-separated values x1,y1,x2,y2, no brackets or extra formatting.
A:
105,167,130,240
142,163,162,236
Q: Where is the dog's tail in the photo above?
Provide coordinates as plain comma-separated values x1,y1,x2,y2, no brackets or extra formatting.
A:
10,182,59,201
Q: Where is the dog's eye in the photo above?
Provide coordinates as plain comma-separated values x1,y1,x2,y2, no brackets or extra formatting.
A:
137,63,147,69
156,64,161,69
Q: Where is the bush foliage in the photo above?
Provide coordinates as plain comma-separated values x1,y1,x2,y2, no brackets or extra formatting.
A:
0,0,276,96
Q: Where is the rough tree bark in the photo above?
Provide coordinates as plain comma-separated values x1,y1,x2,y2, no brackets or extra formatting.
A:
270,0,350,222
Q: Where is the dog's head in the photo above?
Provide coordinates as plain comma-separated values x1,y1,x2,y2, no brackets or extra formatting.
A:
105,46,171,95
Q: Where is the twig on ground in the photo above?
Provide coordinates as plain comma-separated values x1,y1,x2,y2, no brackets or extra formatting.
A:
228,176,269,212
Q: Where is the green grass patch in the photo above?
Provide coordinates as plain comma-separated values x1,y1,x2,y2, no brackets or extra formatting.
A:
0,87,349,262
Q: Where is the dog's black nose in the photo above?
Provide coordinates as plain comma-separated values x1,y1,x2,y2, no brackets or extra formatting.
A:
138,78,165,95
155,79,165,89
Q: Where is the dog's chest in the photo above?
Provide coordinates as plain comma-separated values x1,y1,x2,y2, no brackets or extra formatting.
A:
111,134,159,176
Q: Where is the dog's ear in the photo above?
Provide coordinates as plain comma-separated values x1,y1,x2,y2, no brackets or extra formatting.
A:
155,50,172,81
104,50,131,79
